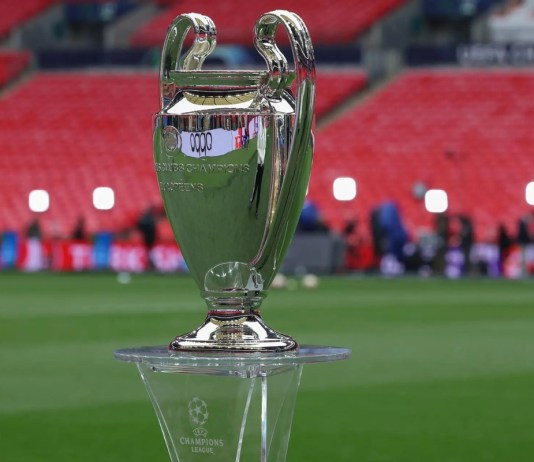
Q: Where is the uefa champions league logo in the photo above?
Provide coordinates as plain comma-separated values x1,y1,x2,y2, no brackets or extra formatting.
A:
181,397,225,452
188,397,209,429
180,397,224,454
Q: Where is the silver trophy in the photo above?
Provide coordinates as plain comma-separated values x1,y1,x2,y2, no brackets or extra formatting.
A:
154,10,315,352
116,13,350,462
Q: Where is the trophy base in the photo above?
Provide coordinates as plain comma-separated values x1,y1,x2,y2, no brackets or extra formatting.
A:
169,310,298,353
114,346,351,462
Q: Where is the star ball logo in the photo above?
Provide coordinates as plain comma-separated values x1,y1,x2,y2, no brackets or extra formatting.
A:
188,397,209,428
163,126,181,156
180,397,224,453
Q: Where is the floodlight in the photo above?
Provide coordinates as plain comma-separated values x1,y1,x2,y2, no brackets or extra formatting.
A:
333,177,357,201
93,187,115,210
424,189,448,213
28,190,50,213
526,182,534,205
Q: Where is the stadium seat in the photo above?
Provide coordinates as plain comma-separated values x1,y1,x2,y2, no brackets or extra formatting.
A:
0,51,31,88
0,0,55,38
130,0,409,47
314,70,367,118
0,72,161,236
0,68,362,237
310,69,534,240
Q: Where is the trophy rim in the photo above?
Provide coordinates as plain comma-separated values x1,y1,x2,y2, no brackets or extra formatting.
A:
167,70,296,91
114,345,352,372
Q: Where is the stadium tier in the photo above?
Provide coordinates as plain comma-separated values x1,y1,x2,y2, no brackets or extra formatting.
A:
0,68,364,237
130,0,408,47
0,0,55,38
0,51,31,88
309,69,534,239
314,69,367,118
0,72,160,237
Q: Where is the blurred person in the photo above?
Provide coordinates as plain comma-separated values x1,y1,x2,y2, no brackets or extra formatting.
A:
372,202,409,275
434,213,450,276
517,215,531,245
516,213,532,278
459,214,474,275
497,223,512,273
72,217,87,241
378,201,409,263
297,199,328,233
370,207,385,264
25,218,45,271
343,218,362,271
137,206,157,269
26,218,41,239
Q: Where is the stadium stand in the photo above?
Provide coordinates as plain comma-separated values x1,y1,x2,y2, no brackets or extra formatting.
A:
0,68,364,237
489,0,534,42
0,51,31,88
314,69,367,118
130,0,409,47
0,72,160,237
309,69,534,240
0,0,55,38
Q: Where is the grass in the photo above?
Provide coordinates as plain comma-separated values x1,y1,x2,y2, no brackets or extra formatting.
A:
0,273,533,461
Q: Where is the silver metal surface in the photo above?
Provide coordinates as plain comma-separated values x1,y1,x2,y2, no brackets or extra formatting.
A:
153,11,316,352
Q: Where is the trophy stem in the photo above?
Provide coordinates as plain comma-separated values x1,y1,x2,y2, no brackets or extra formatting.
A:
169,309,298,353
201,289,266,311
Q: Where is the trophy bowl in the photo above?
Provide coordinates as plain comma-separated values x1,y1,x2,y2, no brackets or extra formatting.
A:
153,10,315,352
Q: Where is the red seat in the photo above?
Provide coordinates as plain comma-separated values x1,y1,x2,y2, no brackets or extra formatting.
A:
0,72,160,236
0,50,31,87
0,68,366,236
310,69,534,239
131,0,410,47
0,0,54,38
315,70,367,118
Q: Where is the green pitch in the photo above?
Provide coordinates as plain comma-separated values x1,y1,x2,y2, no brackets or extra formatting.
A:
1,273,533,461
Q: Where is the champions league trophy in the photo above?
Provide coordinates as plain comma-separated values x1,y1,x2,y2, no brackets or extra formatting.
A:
115,10,350,461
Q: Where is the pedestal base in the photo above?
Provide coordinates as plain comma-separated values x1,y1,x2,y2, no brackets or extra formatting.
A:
169,311,298,353
115,346,350,462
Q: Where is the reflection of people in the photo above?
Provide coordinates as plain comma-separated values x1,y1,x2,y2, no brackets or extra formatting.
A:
249,121,265,217
249,162,264,217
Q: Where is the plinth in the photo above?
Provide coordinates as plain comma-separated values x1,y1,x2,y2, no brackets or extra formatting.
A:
115,346,350,462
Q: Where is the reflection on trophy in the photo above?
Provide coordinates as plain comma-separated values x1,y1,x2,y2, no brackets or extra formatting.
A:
153,10,315,352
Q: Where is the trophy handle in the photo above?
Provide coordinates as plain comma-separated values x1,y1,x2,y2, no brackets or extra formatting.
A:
159,13,217,108
254,10,315,104
252,11,316,275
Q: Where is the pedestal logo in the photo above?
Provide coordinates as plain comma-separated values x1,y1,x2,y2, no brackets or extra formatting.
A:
188,397,209,428
179,397,224,455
